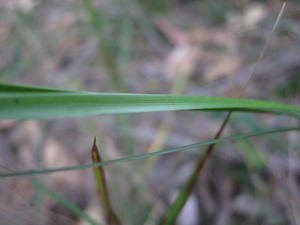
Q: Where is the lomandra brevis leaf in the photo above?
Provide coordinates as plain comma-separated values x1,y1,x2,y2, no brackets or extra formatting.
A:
1,83,300,119
91,138,122,225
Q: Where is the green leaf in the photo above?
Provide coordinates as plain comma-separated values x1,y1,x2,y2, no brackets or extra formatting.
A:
0,126,299,178
1,83,300,119
161,112,231,225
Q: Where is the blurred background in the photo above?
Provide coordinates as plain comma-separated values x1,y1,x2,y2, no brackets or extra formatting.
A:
0,0,300,224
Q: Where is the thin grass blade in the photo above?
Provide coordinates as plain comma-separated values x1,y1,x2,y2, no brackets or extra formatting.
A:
33,181,101,225
161,112,231,225
0,127,299,178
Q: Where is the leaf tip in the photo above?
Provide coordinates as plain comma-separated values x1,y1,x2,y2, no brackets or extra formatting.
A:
91,137,101,163
93,136,97,146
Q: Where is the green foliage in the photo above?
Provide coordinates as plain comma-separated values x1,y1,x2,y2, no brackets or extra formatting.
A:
1,83,300,119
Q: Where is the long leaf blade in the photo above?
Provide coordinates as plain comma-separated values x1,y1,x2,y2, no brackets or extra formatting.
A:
1,83,300,119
